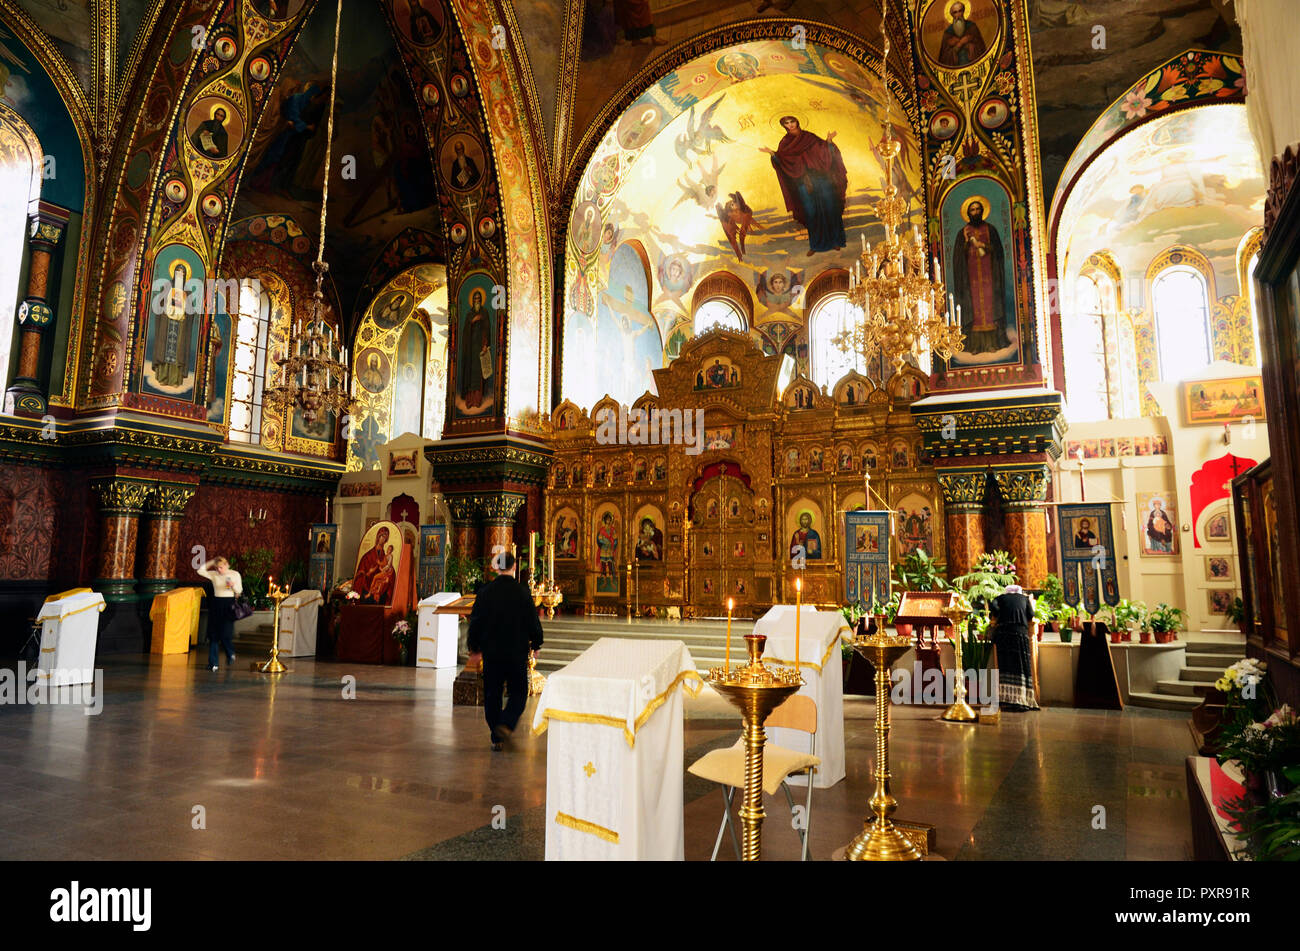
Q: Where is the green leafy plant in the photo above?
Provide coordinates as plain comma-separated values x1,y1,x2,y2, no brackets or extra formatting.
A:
894,550,947,592
1222,780,1300,861
231,547,275,609
1224,596,1247,628
952,550,1017,615
1039,573,1065,614
1147,603,1187,634
444,553,484,593
1105,598,1147,632
279,556,309,592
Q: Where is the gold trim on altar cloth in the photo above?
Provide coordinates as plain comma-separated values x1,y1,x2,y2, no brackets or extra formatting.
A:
531,669,704,747
554,811,620,844
760,624,851,672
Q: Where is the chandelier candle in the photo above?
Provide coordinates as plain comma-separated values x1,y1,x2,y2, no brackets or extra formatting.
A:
726,597,734,675
795,576,802,677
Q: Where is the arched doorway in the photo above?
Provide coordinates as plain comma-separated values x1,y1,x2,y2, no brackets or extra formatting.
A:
688,461,756,615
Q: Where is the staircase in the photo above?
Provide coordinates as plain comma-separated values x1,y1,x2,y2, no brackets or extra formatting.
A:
232,619,275,657
535,616,735,673
1128,631,1245,711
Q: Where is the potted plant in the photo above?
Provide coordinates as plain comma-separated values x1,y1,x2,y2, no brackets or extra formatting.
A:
1224,596,1248,634
952,550,1017,645
894,549,948,592
1038,574,1065,632
391,614,414,665
1054,605,1079,643
445,553,484,594
1148,603,1187,644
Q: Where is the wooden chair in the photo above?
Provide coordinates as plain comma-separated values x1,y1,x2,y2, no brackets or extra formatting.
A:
687,694,819,860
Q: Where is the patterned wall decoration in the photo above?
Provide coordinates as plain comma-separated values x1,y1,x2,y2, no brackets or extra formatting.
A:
84,0,316,408
174,481,321,581
346,262,448,471
381,0,511,434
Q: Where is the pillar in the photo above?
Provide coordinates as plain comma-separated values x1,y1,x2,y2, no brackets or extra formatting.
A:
5,213,65,415
91,478,153,602
937,469,987,579
480,493,527,563
994,465,1052,590
446,494,480,562
139,484,197,599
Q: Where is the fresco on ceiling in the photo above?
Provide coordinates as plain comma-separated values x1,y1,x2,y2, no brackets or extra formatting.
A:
0,21,84,210
1056,105,1265,296
563,241,660,409
12,0,91,92
940,176,1018,367
346,263,448,471
572,3,892,156
562,53,920,407
1029,0,1241,202
511,0,564,149
234,0,437,315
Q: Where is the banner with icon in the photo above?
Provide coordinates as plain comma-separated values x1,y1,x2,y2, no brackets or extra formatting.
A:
1058,504,1119,615
309,524,337,592
845,510,891,608
419,524,447,597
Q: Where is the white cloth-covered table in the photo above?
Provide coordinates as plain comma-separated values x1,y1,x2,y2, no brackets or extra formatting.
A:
277,589,322,656
416,592,462,668
752,605,848,788
35,591,104,686
531,638,702,860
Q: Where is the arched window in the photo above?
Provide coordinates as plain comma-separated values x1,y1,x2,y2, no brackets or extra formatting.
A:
229,279,272,443
1063,272,1111,421
809,293,865,392
0,109,42,388
1152,265,1212,380
693,297,746,334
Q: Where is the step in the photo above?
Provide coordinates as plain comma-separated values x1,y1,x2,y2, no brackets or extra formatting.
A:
1179,666,1223,683
1185,651,1242,669
1184,633,1247,649
1155,678,1201,697
1128,690,1202,711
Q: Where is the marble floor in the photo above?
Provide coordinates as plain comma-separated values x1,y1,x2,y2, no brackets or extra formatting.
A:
0,654,1195,861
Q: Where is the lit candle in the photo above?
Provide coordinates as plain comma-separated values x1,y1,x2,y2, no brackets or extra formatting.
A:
529,532,537,578
861,233,867,253
726,596,734,675
548,542,554,582
795,576,803,679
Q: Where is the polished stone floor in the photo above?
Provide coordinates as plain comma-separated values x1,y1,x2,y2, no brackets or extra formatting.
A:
0,654,1195,861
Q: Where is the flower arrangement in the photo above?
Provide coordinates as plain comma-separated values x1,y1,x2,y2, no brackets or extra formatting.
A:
1218,702,1300,860
391,615,414,663
346,590,361,601
1214,658,1270,706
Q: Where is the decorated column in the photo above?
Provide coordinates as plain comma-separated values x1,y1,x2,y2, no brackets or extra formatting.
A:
481,493,527,564
995,464,1052,590
446,494,481,564
91,479,153,602
139,484,198,599
5,210,67,415
936,469,988,578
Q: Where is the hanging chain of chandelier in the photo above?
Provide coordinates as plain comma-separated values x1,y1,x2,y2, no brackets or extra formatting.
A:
834,1,965,374
264,0,358,427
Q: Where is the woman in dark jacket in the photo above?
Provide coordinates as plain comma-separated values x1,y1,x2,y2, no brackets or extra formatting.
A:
989,584,1039,711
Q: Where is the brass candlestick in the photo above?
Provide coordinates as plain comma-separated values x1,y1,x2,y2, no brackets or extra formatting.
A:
844,631,920,861
708,634,802,861
257,580,290,674
527,651,546,696
940,598,976,722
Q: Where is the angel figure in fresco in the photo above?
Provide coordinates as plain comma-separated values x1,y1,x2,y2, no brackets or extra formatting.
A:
675,97,730,164
756,269,802,314
717,191,761,261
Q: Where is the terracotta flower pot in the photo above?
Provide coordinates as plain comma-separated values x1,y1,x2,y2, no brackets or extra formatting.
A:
1121,629,1132,642
1139,630,1152,644
895,622,914,638
1110,630,1123,644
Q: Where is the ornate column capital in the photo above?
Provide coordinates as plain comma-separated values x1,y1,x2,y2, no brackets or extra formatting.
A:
445,493,480,523
936,468,987,512
477,492,527,525
92,478,153,516
993,464,1052,509
146,483,197,518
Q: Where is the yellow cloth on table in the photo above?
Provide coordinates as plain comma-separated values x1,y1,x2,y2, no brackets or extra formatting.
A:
150,587,203,654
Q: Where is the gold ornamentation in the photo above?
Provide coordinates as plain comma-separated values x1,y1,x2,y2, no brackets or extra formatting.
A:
939,596,976,722
146,484,197,517
583,761,596,778
92,479,153,514
554,811,619,844
992,464,1051,506
256,579,292,674
936,469,987,507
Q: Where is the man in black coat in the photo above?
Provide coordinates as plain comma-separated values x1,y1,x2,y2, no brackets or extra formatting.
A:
467,553,544,750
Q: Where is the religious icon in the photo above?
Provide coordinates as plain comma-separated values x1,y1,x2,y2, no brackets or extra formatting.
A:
316,531,332,554
595,511,620,591
1183,375,1266,424
808,448,824,473
594,461,607,484
387,448,419,477
838,446,853,471
763,115,847,256
653,456,667,480
634,459,647,481
1205,556,1232,581
790,510,822,560
923,0,995,69
1208,589,1235,615
728,497,741,519
696,357,740,389
1140,494,1177,555
357,348,390,394
189,103,232,158
351,524,400,605
150,260,195,390
706,498,719,520
1072,517,1099,549
861,444,878,470
951,194,1011,354
756,269,802,316
896,502,933,557
732,541,746,558
396,0,444,45
855,525,879,553
571,201,603,256
424,533,442,557
891,442,910,468
1205,512,1232,541
457,283,494,414
785,447,800,474
555,514,579,558
635,516,663,560
371,290,412,330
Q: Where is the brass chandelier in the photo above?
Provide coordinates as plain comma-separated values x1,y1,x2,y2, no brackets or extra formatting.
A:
265,0,357,427
835,1,965,374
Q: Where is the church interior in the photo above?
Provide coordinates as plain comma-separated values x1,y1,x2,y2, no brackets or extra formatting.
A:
2,0,1300,871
